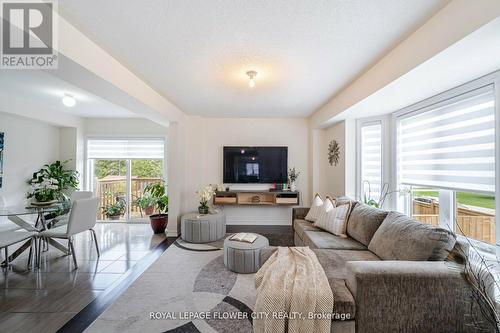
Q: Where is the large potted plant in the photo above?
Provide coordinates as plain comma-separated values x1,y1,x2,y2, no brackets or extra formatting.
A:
144,182,168,233
135,194,157,216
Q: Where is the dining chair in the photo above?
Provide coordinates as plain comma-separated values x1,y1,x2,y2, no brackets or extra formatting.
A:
39,197,100,269
50,191,95,228
0,230,38,268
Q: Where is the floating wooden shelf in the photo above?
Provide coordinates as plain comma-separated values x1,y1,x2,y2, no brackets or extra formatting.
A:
213,190,300,206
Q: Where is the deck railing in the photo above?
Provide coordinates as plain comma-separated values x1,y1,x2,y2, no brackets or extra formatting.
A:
413,200,496,245
96,177,162,219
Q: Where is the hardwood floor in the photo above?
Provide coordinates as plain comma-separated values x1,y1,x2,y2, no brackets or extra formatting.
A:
0,223,166,333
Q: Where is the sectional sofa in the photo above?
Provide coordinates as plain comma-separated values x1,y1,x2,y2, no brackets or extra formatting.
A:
261,197,491,333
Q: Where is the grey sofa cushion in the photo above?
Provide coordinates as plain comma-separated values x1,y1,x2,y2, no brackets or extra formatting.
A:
314,249,380,319
346,204,388,246
368,211,456,261
303,230,367,250
293,219,321,239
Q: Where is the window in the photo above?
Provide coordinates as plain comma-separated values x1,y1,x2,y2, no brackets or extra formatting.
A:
396,84,496,244
359,121,383,204
86,138,165,221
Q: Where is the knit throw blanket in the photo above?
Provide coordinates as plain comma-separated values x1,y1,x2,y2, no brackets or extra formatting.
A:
254,247,333,333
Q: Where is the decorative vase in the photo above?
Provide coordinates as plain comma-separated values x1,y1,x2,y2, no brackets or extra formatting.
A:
198,206,209,214
290,182,296,192
149,214,168,234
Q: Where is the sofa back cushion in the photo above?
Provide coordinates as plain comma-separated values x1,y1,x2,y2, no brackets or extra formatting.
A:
347,204,388,246
368,211,456,261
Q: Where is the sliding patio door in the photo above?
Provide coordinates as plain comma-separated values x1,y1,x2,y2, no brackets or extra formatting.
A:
86,138,165,222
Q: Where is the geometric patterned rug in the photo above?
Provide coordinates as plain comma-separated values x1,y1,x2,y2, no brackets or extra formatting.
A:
85,233,292,332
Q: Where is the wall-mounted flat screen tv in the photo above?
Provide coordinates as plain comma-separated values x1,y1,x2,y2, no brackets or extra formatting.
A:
223,146,288,183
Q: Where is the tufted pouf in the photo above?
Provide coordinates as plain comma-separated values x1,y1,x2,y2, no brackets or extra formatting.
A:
181,212,226,243
223,234,269,273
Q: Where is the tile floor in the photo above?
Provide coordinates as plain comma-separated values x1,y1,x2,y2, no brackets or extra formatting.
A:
0,223,165,333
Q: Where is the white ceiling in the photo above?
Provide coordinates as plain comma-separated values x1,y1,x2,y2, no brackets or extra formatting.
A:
0,70,136,118
59,0,448,118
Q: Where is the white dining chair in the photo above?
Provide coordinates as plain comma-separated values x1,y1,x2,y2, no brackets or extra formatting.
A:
50,191,95,228
39,197,100,269
0,230,38,268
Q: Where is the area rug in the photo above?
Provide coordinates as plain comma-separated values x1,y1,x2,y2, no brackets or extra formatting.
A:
85,234,292,333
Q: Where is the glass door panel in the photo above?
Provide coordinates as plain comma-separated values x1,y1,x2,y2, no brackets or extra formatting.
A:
130,160,163,220
94,160,127,221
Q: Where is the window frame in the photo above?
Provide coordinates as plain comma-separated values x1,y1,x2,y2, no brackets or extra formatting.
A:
390,70,500,250
356,116,387,207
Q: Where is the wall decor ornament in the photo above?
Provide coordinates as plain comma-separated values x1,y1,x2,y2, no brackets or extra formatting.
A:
328,140,340,166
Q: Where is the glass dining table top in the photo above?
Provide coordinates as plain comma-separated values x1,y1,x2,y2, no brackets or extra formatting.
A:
0,202,70,216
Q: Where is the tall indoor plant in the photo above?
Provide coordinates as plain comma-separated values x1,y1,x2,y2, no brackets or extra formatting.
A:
144,181,168,233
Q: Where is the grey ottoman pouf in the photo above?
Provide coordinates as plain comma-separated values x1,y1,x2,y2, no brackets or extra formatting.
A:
224,234,269,273
181,212,226,243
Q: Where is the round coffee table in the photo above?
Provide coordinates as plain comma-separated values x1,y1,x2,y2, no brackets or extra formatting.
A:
181,212,226,243
223,234,269,273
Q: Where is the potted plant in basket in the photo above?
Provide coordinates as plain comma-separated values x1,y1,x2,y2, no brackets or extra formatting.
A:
135,194,157,216
27,178,60,206
196,186,214,215
102,200,126,220
144,182,168,233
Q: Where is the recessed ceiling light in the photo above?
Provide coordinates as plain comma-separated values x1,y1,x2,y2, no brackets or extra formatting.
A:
62,94,76,107
246,70,257,88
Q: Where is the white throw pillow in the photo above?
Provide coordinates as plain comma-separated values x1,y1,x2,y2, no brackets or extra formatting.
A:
313,197,335,226
315,203,351,237
304,194,324,222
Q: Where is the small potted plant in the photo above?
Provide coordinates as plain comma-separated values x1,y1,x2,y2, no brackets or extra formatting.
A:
135,195,157,216
288,167,300,192
144,182,168,233
196,186,214,215
102,200,126,220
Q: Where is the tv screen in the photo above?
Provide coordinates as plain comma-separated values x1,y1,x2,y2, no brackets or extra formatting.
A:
223,146,288,183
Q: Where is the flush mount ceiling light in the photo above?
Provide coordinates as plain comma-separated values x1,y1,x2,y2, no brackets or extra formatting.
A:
62,94,76,107
246,70,257,88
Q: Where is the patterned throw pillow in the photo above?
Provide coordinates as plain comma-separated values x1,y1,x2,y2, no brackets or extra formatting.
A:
313,197,335,226
315,202,351,237
304,194,324,222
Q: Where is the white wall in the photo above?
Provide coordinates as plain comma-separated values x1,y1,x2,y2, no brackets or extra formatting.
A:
0,112,60,206
314,119,356,199
184,116,310,225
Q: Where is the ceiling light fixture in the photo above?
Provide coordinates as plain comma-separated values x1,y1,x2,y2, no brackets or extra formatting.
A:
62,94,76,107
246,70,257,88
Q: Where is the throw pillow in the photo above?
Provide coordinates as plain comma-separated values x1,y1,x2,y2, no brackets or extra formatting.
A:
304,194,323,222
313,197,335,226
315,202,351,237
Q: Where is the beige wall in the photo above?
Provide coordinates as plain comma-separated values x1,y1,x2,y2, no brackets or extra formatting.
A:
184,116,310,225
313,119,356,199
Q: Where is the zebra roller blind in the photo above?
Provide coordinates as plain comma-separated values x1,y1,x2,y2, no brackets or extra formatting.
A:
398,85,495,193
87,139,165,159
361,122,383,200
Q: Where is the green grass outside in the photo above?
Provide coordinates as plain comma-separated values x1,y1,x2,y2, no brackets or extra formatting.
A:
413,190,496,210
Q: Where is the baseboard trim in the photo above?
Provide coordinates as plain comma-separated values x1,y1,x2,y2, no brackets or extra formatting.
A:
226,225,292,234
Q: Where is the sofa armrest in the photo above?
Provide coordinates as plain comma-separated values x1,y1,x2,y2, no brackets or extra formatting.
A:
292,207,309,221
345,261,487,332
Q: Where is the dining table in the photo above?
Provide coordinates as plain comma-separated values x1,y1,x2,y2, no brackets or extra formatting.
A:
0,202,71,266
